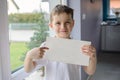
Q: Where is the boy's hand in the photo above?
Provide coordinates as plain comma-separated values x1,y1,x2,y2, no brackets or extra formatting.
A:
26,47,49,60
81,45,96,59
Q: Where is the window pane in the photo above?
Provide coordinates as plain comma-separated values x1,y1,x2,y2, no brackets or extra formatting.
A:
8,0,49,72
109,0,120,17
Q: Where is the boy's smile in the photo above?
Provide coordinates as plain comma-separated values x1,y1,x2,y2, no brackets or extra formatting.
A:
49,13,74,38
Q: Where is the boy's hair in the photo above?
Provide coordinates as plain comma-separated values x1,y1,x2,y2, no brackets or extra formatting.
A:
50,4,74,22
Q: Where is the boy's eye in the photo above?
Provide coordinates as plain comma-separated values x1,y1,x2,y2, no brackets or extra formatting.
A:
66,22,71,24
55,22,60,25
66,22,70,23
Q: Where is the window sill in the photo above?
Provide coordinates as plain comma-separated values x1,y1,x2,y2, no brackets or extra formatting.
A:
11,68,30,80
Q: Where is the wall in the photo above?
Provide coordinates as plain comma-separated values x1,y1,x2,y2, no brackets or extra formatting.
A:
81,0,102,52
68,0,81,40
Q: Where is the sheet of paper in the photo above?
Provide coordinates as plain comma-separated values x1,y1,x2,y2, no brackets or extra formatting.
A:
45,37,91,66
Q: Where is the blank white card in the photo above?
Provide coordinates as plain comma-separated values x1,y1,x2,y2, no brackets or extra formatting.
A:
45,37,91,66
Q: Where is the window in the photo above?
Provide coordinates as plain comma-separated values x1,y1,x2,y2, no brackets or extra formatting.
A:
103,0,120,21
109,0,120,17
110,0,120,17
8,0,49,73
0,0,68,80
8,0,49,79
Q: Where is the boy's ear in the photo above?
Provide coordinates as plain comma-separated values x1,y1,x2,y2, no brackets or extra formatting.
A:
49,23,53,28
72,20,75,27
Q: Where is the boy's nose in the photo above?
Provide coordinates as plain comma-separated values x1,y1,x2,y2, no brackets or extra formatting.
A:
61,24,66,29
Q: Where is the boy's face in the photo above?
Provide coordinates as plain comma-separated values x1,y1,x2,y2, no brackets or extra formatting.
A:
49,13,74,38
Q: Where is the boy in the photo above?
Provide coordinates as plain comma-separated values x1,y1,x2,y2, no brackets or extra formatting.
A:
24,4,96,80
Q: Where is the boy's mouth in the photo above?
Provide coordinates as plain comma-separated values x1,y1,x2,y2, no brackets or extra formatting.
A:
60,30,67,32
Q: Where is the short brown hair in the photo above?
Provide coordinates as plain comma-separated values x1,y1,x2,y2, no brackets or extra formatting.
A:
50,4,74,22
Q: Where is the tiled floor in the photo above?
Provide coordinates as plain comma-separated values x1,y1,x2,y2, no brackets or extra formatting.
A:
92,52,120,80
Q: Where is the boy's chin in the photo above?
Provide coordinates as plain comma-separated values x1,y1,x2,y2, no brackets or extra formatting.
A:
56,35,70,39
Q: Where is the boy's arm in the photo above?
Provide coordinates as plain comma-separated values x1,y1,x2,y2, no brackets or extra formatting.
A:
24,54,37,73
24,47,48,73
81,45,97,75
83,53,96,75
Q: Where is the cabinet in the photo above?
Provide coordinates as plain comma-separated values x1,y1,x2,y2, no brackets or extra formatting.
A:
101,25,120,51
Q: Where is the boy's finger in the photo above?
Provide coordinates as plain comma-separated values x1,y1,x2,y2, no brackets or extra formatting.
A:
39,47,49,50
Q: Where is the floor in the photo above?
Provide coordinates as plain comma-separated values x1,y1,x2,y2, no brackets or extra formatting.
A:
92,52,120,80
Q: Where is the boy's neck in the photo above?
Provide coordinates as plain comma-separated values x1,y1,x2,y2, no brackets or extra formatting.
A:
55,36,71,39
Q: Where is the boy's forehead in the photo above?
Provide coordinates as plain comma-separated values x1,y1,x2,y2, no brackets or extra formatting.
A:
52,13,72,20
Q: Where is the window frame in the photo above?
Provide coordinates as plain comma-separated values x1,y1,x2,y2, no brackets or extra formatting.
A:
103,0,110,21
0,0,11,80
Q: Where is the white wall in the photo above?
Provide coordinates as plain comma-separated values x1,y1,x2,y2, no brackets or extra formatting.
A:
68,0,81,40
